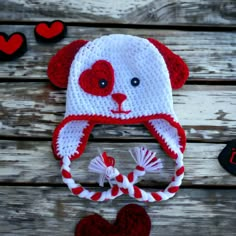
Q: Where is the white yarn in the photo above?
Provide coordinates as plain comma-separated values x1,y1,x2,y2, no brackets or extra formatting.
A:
66,34,173,119
88,154,119,186
149,118,181,154
53,34,187,202
130,147,163,172
61,147,184,202
56,34,183,162
57,120,89,159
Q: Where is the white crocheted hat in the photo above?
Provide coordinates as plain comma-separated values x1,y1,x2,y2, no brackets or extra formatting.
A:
48,34,189,202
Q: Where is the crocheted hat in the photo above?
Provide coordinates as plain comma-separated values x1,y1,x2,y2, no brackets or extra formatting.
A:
48,34,189,202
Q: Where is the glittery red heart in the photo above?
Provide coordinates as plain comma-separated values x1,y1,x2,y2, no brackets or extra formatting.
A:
75,204,151,236
35,20,65,40
0,33,24,55
79,60,115,97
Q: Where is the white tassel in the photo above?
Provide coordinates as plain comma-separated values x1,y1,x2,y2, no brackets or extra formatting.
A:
88,152,116,187
130,147,162,172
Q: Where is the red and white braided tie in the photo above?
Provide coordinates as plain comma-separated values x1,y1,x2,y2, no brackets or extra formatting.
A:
60,147,184,202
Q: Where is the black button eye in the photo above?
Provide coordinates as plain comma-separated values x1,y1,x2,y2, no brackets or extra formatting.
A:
99,79,108,88
131,77,140,87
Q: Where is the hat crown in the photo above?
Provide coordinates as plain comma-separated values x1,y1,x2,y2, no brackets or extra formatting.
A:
66,34,173,120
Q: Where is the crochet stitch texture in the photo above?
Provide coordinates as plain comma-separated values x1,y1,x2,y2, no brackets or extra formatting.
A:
48,34,189,202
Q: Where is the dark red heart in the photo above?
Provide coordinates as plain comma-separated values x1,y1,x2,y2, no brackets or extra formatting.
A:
79,60,115,97
34,20,66,43
0,32,27,61
75,204,151,236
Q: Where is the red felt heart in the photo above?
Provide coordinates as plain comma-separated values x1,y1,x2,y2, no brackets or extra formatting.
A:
35,20,65,40
75,204,151,236
0,33,24,54
79,60,115,97
0,32,27,61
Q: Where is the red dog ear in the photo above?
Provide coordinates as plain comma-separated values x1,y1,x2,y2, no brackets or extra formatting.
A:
47,40,88,88
148,38,189,89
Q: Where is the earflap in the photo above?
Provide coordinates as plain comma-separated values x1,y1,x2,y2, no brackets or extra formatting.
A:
148,38,189,89
47,40,88,88
52,117,94,160
145,116,186,159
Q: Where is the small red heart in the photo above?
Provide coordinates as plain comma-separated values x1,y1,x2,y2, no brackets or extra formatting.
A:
0,33,27,61
75,204,151,236
35,20,66,42
79,60,115,97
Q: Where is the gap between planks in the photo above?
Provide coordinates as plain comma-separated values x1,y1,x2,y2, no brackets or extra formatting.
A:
0,25,235,80
0,0,236,27
0,186,235,236
0,83,235,142
0,141,235,187
1,78,236,84
1,21,236,31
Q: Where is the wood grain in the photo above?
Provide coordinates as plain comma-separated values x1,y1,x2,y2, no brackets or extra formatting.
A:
0,141,235,186
0,186,235,236
0,1,235,236
1,0,236,26
0,25,235,80
0,83,235,141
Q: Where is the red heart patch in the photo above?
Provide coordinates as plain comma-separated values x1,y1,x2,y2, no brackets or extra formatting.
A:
0,32,27,61
75,204,151,236
34,20,66,42
79,60,115,97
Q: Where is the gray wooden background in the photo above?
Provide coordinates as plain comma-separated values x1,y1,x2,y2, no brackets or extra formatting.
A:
0,0,236,235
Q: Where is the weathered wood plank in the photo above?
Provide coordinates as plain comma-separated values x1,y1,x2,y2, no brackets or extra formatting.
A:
0,25,235,80
0,186,235,236
0,83,235,141
0,141,235,186
1,0,236,26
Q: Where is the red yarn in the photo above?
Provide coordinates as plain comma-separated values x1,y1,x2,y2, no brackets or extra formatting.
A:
75,204,151,236
47,39,88,88
48,37,189,89
35,21,65,39
148,38,189,90
52,118,94,160
53,113,185,160
79,60,115,96
0,33,23,54
0,32,27,61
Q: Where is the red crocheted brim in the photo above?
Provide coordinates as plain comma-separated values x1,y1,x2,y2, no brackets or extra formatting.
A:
52,113,186,161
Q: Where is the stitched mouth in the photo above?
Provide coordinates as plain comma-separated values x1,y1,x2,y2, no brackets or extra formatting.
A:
111,109,131,114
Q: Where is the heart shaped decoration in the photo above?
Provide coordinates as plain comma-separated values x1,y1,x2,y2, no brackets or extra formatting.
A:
48,40,88,88
75,204,151,236
0,32,27,61
79,60,115,96
34,20,66,43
